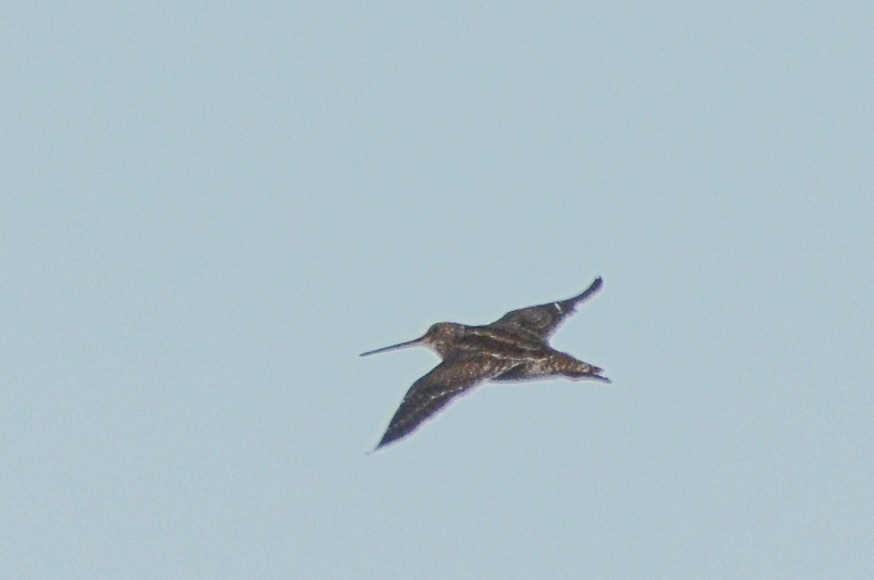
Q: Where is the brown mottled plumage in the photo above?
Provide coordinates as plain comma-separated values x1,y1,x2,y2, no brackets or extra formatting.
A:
361,277,610,449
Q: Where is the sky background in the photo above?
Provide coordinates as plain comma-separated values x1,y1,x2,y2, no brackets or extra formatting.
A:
2,3,873,579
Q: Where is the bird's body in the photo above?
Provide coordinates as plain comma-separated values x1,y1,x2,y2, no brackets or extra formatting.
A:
361,277,610,449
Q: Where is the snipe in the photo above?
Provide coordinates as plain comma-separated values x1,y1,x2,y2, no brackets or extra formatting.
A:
362,277,610,449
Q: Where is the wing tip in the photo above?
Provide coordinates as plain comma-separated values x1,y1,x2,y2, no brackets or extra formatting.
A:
372,427,405,451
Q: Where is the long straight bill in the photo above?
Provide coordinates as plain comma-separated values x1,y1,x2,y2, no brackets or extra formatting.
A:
359,337,423,357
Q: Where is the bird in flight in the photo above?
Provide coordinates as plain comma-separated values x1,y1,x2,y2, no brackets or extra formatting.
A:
361,276,610,450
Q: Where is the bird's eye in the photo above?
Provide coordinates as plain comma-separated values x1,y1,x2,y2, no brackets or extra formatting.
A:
429,323,450,335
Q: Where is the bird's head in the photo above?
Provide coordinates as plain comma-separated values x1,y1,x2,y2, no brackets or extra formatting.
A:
359,322,464,358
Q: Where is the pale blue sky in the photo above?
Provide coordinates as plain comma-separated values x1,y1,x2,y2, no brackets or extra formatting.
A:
2,4,873,579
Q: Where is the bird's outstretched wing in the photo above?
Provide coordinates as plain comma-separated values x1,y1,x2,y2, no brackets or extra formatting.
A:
488,277,603,342
376,355,516,449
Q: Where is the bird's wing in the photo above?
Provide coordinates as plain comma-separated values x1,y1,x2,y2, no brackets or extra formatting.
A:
488,277,603,342
376,355,516,449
